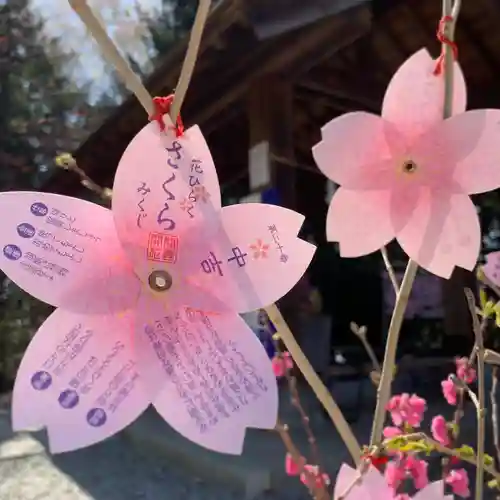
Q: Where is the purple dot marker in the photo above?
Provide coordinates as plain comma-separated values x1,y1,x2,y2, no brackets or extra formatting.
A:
58,390,80,409
31,371,52,391
87,408,107,427
16,223,36,239
3,244,22,261
30,202,48,217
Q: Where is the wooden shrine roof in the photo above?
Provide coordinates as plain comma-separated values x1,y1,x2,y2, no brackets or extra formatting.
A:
45,0,500,196
44,0,371,195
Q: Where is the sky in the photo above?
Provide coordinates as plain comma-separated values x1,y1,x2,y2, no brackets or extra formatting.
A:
29,0,164,103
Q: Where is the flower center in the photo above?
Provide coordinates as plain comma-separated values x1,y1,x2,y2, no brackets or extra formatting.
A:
402,160,417,174
148,269,173,292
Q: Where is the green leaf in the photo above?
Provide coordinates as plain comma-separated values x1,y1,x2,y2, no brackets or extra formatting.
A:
456,445,475,458
447,422,459,439
480,288,488,309
385,437,406,451
487,479,499,490
390,439,430,453
484,454,494,466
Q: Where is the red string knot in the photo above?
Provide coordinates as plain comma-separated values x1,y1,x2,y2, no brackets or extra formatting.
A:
150,95,185,137
433,15,459,76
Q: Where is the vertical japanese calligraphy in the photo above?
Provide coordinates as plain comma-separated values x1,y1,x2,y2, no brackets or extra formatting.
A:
268,225,288,263
143,310,269,436
136,182,150,228
156,140,182,231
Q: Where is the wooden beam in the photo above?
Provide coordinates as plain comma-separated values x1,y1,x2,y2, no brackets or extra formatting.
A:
247,75,296,208
297,79,379,111
191,5,371,126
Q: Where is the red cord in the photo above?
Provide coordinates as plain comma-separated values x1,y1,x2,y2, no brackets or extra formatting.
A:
149,95,185,137
433,15,459,76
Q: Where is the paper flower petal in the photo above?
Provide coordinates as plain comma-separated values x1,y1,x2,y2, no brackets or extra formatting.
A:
413,480,449,499
176,203,316,313
12,308,149,453
396,188,480,278
333,464,388,499
112,117,221,284
326,188,395,256
482,251,500,287
413,109,500,195
312,112,404,189
0,191,139,314
382,48,466,143
133,295,278,454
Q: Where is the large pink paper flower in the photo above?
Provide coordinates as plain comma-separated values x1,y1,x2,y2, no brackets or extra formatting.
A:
333,464,453,499
0,116,314,454
313,49,500,278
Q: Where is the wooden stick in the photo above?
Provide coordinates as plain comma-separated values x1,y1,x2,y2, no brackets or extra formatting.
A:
68,0,211,122
265,303,361,464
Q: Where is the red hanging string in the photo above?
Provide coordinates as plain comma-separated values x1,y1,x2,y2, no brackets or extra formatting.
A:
433,15,459,76
149,95,185,137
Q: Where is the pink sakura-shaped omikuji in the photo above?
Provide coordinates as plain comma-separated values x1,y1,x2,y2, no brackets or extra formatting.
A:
313,48,500,279
333,464,453,500
0,115,315,454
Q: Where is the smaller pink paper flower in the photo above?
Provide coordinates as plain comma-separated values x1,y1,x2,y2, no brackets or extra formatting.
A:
313,48,500,278
445,468,470,498
285,452,304,476
387,393,426,428
300,464,331,489
441,377,458,405
333,464,453,499
455,357,476,384
431,415,450,446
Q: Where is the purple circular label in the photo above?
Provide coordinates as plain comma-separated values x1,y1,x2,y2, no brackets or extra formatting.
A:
17,223,36,239
58,390,79,409
87,408,107,427
30,202,48,217
3,244,22,261
31,371,52,391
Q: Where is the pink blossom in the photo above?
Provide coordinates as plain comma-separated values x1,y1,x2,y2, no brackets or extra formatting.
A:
333,464,453,499
445,469,470,498
383,426,403,438
455,357,476,384
283,351,294,370
387,393,427,428
285,453,304,476
271,352,294,378
441,377,457,405
385,460,406,490
300,464,331,489
406,455,429,490
431,415,450,446
313,48,500,279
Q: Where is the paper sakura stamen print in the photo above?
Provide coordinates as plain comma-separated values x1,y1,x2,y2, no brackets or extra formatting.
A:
0,110,315,453
313,47,500,279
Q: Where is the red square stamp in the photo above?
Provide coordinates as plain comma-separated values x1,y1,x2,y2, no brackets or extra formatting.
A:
147,233,179,263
